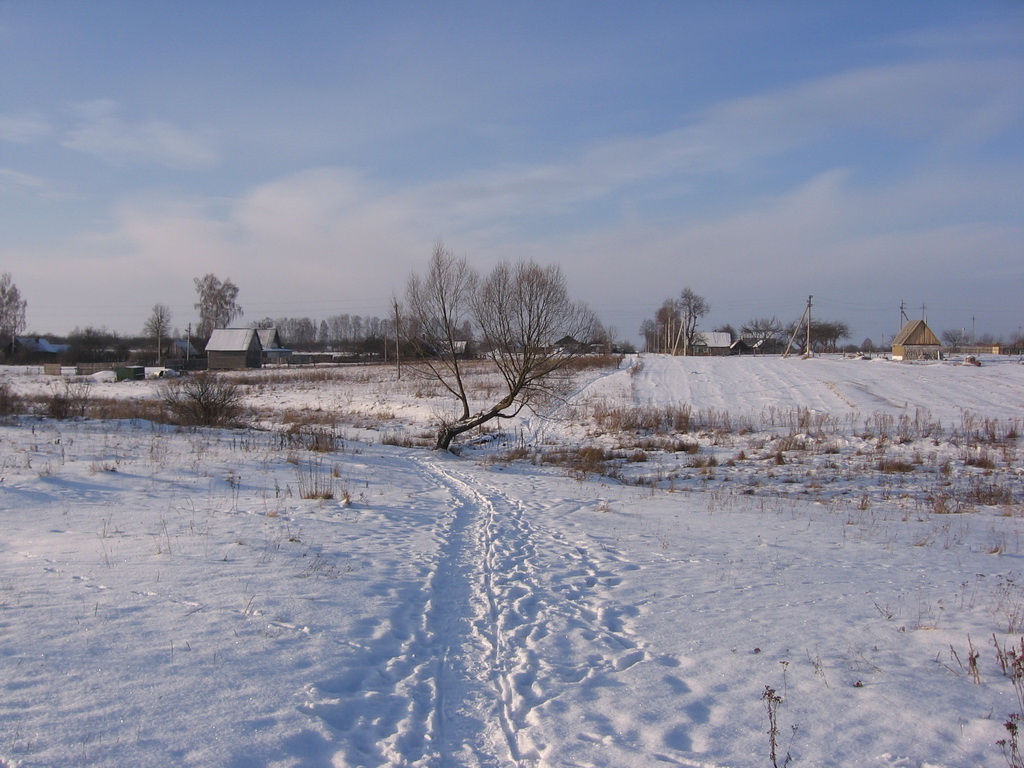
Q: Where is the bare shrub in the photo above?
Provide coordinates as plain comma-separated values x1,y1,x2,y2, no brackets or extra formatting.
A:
295,458,336,500
43,379,92,419
878,458,916,474
562,353,623,372
931,493,965,514
161,375,244,427
85,397,166,422
0,380,22,416
774,433,809,453
280,408,339,429
281,426,341,453
544,445,613,478
381,430,420,448
687,454,718,469
967,479,1016,506
762,685,794,768
592,404,693,434
485,445,532,465
998,714,1023,768
963,448,998,470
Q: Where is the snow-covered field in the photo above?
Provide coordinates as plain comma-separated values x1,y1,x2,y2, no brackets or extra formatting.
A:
1,354,1022,767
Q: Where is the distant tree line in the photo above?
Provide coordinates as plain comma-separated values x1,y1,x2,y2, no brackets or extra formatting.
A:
250,314,395,354
4,267,1023,367
940,328,1007,350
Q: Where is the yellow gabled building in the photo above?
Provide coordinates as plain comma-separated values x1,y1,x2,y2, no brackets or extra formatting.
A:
891,319,942,361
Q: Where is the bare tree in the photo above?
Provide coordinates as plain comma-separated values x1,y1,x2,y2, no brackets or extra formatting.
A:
404,242,478,424
641,289,710,355
789,318,850,353
143,303,172,365
811,319,850,352
741,316,784,344
194,274,243,341
656,299,681,354
403,243,599,450
941,328,969,349
673,288,710,356
0,273,27,349
639,318,659,353
740,316,784,353
640,299,680,353
471,260,599,442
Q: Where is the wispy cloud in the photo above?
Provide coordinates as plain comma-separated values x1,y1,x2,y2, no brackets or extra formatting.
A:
349,55,1022,239
0,167,47,192
0,111,53,143
10,42,1022,337
61,100,219,169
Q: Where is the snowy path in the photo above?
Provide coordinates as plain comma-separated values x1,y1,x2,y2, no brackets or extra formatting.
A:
302,454,669,767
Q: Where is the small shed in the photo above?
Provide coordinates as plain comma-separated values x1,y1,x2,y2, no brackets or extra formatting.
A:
206,328,263,369
891,320,941,361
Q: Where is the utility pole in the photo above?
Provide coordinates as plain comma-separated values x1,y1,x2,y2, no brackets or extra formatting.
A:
782,295,813,358
805,295,812,358
391,296,402,380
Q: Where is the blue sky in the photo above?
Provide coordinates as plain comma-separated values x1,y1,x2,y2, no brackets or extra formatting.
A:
2,1,1022,345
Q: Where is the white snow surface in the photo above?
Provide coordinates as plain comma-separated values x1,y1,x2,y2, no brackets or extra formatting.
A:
1,354,1023,767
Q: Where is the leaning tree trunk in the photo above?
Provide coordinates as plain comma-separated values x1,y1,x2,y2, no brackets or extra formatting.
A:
434,395,517,450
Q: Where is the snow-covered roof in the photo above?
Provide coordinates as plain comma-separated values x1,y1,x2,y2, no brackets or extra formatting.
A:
695,332,732,348
256,328,283,349
14,336,69,354
205,328,261,352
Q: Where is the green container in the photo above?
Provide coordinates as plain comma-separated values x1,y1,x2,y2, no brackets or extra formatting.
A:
115,366,145,381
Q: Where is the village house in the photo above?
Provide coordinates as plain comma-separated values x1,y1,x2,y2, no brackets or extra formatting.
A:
691,332,734,356
205,328,263,369
164,339,198,360
4,336,70,361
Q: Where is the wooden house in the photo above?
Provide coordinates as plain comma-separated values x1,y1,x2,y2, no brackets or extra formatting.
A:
691,332,733,356
891,320,941,361
206,328,263,369
729,338,752,355
5,336,70,361
164,339,198,359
